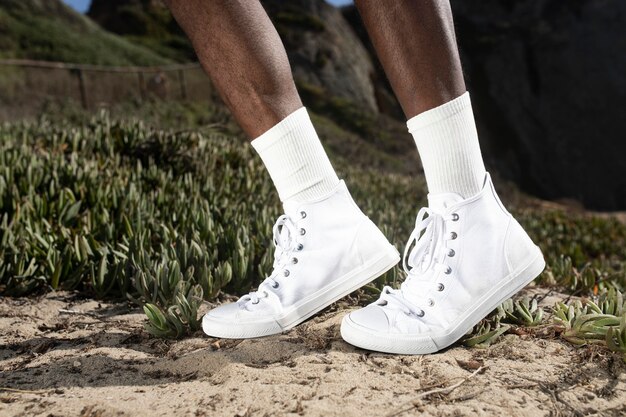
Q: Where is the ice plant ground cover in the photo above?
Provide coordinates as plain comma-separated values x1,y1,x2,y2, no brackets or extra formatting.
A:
0,112,625,359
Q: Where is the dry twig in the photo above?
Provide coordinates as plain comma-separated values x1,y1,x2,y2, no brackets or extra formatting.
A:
386,366,487,417
58,308,99,317
0,387,52,394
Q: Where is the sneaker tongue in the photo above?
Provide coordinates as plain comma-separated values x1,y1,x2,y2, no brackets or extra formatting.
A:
427,192,465,214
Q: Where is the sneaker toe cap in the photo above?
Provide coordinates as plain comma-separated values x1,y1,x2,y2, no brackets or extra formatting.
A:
204,302,241,321
348,304,391,332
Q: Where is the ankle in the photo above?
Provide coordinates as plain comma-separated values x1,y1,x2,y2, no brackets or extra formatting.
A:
408,92,486,199
251,107,340,203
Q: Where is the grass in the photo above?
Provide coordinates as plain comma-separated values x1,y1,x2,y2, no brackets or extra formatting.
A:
0,110,625,359
0,0,169,66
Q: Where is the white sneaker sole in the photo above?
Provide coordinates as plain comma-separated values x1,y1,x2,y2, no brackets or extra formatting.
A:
202,244,400,339
340,245,546,354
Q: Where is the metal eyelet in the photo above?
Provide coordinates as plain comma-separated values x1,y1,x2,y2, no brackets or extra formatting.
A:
300,211,307,219
378,300,388,306
251,299,259,305
300,228,306,236
437,283,445,291
427,299,435,307
291,257,298,264
416,310,425,317
451,213,459,221
448,249,455,257
296,243,304,251
283,269,290,277
445,266,452,275
271,282,279,289
450,231,457,240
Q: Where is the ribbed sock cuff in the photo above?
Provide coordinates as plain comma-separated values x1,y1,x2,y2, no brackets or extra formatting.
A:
407,92,486,198
251,107,340,203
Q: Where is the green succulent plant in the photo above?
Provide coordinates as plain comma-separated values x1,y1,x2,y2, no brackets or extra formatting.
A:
1,111,626,340
498,297,544,326
463,322,511,348
462,296,546,348
554,287,626,360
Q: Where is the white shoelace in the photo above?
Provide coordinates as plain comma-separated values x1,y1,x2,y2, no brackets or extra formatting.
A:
240,213,304,305
379,207,457,317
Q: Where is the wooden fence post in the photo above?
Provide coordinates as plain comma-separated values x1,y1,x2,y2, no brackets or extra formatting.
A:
138,72,146,101
178,69,188,100
72,68,88,109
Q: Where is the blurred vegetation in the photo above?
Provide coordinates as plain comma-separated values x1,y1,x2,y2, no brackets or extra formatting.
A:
0,110,419,338
0,109,625,352
0,0,168,65
0,113,275,337
297,81,391,143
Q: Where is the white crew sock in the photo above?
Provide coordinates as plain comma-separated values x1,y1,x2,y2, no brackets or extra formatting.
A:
407,92,486,199
251,107,340,203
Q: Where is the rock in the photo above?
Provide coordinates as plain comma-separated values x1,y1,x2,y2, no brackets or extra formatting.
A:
341,6,405,120
450,0,626,210
262,0,379,113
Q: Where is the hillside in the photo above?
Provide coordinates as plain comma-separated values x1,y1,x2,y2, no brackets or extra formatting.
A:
0,0,169,65
87,0,195,62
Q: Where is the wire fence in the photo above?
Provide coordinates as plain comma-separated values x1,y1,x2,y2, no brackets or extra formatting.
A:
0,59,214,120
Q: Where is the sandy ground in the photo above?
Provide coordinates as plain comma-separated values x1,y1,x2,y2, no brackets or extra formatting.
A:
1,291,625,417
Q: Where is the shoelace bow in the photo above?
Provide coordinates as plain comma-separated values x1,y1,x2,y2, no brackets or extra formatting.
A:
379,207,457,317
241,214,302,305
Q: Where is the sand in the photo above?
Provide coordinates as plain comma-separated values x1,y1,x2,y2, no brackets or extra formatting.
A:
1,290,625,417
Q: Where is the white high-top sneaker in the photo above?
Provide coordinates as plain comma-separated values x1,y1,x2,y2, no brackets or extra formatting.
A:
340,173,545,354
202,180,400,339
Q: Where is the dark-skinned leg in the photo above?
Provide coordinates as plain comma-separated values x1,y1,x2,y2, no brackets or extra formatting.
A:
164,0,400,340
164,0,301,139
354,0,465,118
341,0,545,355
355,0,483,198
165,0,338,204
